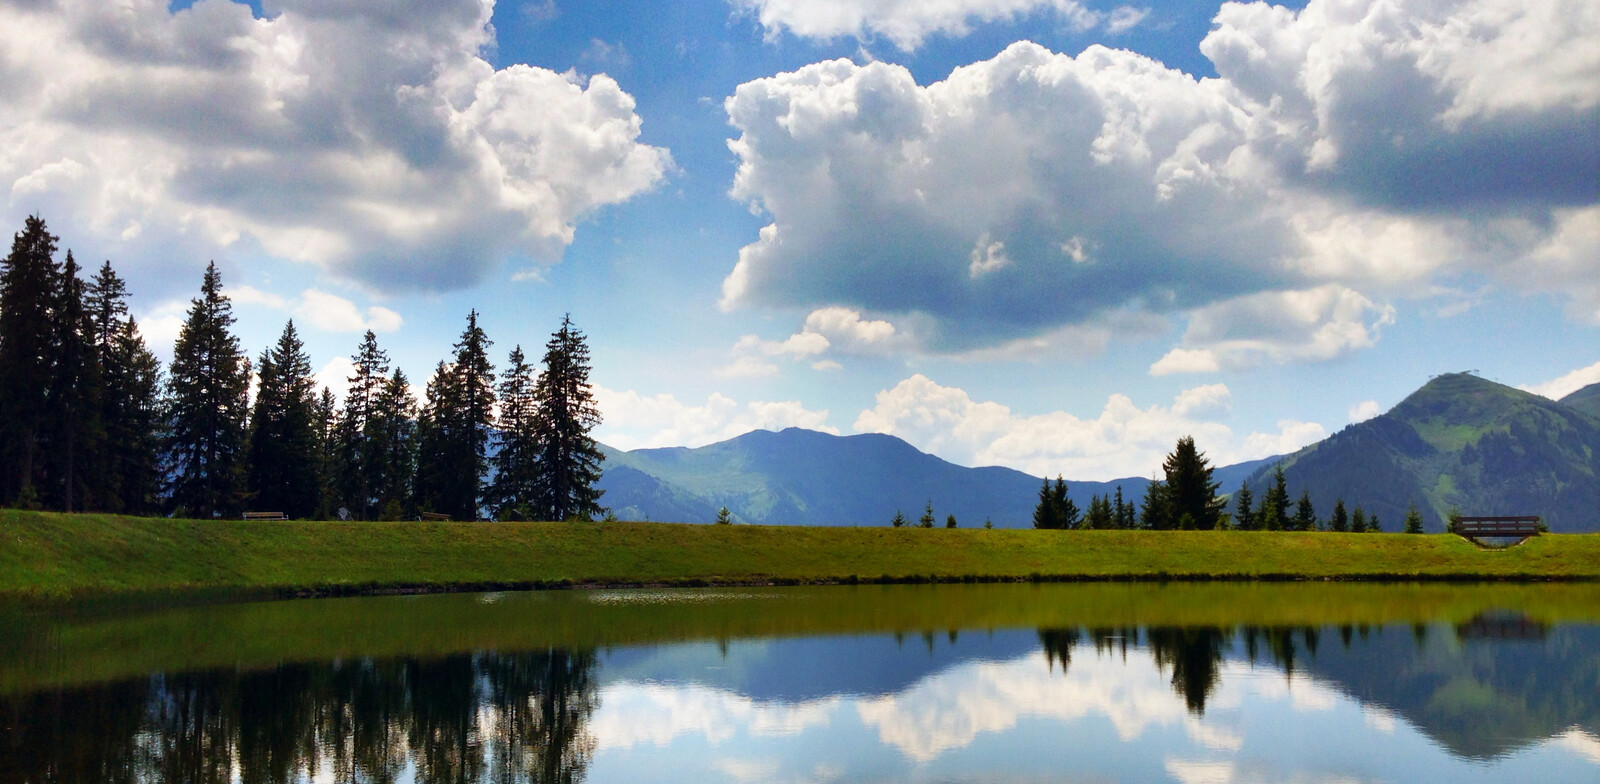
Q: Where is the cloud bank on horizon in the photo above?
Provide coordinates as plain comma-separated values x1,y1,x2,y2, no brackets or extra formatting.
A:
0,0,669,293
721,0,1599,371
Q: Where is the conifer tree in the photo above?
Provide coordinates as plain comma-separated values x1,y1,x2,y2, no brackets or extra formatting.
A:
946,513,957,529
451,311,496,520
1367,513,1382,533
1139,478,1169,530
47,251,104,512
716,506,732,525
919,501,935,528
103,316,163,514
312,386,340,518
1113,485,1133,529
1260,466,1290,531
367,369,417,520
164,262,251,518
529,315,604,521
1330,499,1349,532
338,331,390,519
1351,507,1368,534
1163,436,1222,530
891,510,907,527
247,321,320,518
414,361,460,517
87,262,162,513
1086,494,1114,529
1293,491,1318,532
0,216,61,506
1404,502,1425,534
490,345,539,519
1033,476,1079,529
1233,481,1256,531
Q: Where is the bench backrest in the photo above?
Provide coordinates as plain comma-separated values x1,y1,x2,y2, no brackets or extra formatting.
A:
1456,516,1541,535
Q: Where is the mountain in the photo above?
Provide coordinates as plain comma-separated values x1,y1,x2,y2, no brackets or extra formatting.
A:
597,429,1164,528
1244,373,1600,533
1560,381,1600,420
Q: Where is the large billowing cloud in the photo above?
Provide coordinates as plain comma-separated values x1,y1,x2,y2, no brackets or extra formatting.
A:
854,374,1323,480
722,0,1599,366
0,0,670,293
732,0,1148,51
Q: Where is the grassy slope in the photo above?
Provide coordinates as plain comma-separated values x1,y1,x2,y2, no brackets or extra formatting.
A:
3,510,1599,598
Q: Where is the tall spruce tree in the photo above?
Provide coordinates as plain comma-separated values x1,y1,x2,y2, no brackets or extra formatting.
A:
1162,436,1223,530
414,360,460,518
338,331,390,519
247,321,320,518
1330,499,1349,532
0,217,61,506
47,251,104,512
367,369,417,520
312,386,340,518
490,345,539,520
1293,491,1318,532
1233,481,1256,531
87,262,162,513
451,311,496,520
1033,476,1078,529
1260,466,1291,531
530,315,604,521
164,262,251,518
1086,494,1114,529
1114,485,1135,530
1139,478,1169,530
104,316,163,513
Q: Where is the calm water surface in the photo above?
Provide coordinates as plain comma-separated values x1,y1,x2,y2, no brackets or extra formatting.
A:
2,583,1597,782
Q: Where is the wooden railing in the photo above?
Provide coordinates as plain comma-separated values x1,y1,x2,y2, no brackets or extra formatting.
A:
243,511,287,521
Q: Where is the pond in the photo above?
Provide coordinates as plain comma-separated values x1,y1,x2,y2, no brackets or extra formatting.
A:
2,583,1597,782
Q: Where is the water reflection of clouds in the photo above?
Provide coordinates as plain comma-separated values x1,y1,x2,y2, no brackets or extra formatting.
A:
1552,729,1600,764
591,682,838,749
855,654,1191,761
1164,758,1370,784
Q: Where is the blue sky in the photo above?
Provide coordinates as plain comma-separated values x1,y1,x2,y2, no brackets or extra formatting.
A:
2,0,1596,480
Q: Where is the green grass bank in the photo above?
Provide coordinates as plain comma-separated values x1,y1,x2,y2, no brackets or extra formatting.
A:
4,510,1598,598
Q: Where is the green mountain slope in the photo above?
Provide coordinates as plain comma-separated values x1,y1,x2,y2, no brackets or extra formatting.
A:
1249,374,1600,532
1560,382,1600,420
597,428,1169,527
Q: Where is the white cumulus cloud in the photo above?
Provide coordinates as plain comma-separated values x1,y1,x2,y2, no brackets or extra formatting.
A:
594,386,837,451
722,0,1599,362
1521,359,1600,401
732,0,1146,51
1150,285,1395,375
0,0,670,296
853,374,1322,480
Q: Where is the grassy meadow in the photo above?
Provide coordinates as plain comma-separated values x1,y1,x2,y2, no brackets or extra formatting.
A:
3,509,1598,599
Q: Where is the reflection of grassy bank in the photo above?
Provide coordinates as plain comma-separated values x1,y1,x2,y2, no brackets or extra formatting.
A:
5,582,1600,695
3,510,1599,598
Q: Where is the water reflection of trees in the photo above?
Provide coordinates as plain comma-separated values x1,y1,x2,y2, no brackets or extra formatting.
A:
1038,625,1347,715
0,650,597,784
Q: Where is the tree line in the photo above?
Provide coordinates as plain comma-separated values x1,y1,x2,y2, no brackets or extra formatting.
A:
0,216,605,521
1033,435,1431,533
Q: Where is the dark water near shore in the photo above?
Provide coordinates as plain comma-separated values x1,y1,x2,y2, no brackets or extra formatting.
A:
3,583,1597,782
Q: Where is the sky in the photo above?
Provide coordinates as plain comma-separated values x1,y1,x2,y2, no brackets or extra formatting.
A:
1,0,1596,481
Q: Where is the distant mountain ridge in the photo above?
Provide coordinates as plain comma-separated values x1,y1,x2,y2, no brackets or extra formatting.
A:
1243,373,1600,533
597,428,1271,528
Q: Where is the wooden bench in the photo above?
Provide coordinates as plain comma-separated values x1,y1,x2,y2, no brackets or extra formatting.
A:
1455,516,1541,544
419,512,451,522
243,511,287,521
